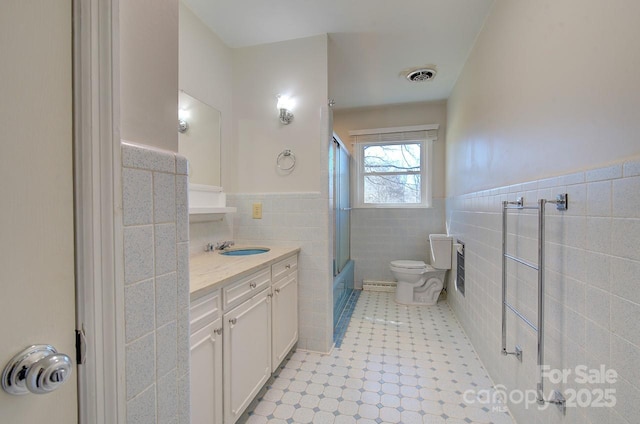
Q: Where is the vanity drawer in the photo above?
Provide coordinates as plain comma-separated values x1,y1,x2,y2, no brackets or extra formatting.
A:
272,255,297,282
222,267,271,311
190,289,221,333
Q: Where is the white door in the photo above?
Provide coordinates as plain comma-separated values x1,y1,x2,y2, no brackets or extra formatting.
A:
0,1,78,423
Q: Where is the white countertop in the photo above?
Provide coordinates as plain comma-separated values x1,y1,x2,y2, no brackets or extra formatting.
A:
189,245,301,300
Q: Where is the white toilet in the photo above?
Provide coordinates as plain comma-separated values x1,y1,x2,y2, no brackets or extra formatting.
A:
390,234,453,305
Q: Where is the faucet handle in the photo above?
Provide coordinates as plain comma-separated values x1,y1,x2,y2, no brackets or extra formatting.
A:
215,240,235,250
204,243,215,252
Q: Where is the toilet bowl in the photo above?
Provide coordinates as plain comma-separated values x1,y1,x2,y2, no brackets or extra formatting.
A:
390,234,453,305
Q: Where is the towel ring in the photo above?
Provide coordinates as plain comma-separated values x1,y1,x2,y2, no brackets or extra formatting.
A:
276,149,296,171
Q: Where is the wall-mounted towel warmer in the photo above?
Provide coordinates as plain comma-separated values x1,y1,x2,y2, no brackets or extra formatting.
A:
501,194,568,414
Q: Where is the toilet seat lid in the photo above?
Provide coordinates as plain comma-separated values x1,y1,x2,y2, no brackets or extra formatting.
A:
390,260,426,269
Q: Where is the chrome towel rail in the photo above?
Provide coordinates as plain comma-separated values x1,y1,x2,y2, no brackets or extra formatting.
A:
501,194,568,414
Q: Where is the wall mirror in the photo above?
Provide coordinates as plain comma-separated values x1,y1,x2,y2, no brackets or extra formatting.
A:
178,90,221,187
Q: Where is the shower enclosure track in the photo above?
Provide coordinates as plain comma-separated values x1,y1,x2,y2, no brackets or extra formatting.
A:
501,194,569,414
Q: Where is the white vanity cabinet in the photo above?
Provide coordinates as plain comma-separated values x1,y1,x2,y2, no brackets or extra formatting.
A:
189,250,299,424
190,291,223,424
271,255,298,370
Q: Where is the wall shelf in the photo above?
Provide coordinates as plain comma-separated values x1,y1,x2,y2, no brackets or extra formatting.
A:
188,184,235,222
189,207,237,223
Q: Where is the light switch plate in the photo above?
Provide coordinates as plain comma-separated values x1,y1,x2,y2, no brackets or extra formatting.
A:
252,202,262,219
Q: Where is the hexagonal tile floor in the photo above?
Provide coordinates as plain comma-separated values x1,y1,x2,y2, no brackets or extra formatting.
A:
239,291,515,424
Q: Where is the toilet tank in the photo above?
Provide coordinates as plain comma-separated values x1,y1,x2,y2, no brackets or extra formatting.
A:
429,234,452,269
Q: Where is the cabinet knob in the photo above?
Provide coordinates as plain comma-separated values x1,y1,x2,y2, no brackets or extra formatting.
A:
214,328,223,335
274,288,281,294
229,318,237,325
285,264,291,269
249,282,256,289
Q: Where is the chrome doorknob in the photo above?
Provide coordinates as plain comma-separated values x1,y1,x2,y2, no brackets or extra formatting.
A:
2,345,73,395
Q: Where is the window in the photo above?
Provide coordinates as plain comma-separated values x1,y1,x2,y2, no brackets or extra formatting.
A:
351,126,438,208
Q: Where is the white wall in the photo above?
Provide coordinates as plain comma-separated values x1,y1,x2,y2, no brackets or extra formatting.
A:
232,35,329,193
179,3,234,189
333,102,448,287
447,0,640,196
120,0,179,152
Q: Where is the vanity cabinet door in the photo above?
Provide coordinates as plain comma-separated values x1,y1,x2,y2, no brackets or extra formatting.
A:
271,272,298,370
223,289,272,424
190,316,223,424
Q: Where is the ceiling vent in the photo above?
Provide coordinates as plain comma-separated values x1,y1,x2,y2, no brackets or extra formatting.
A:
405,67,437,82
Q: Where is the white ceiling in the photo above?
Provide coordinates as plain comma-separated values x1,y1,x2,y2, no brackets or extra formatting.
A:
182,0,494,109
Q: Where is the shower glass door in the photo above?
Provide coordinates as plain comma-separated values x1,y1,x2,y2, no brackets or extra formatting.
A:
334,138,350,275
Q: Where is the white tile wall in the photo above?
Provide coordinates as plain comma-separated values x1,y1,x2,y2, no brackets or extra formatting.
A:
228,192,333,353
446,157,640,424
188,217,234,256
121,142,190,424
351,199,447,287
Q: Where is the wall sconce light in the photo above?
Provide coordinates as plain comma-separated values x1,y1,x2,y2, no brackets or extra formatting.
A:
178,108,189,133
277,95,294,125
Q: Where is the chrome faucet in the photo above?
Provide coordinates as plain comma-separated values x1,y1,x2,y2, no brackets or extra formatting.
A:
215,240,235,250
204,241,235,252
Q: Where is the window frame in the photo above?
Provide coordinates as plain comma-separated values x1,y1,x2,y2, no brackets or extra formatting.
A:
354,139,433,208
